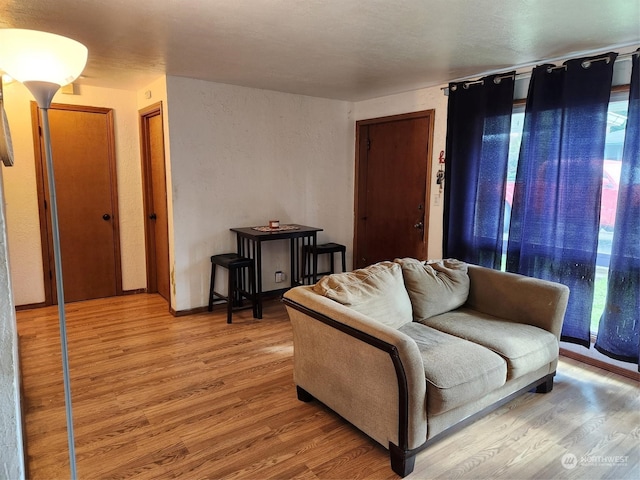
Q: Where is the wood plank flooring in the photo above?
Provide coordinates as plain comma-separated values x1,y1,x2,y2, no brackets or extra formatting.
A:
17,294,639,479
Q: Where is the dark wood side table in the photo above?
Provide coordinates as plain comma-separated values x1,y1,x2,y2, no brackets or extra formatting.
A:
230,224,323,318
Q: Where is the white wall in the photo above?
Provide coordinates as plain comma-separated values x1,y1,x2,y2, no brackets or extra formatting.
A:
2,82,147,305
162,77,449,311
2,83,46,304
164,77,355,311
354,84,449,260
0,166,25,479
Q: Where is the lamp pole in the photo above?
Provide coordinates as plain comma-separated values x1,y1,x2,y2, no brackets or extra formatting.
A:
40,101,78,480
26,80,77,479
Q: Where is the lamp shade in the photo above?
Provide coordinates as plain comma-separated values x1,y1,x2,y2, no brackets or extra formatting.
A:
0,29,87,86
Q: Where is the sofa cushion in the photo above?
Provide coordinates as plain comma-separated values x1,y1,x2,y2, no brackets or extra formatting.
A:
420,308,559,380
313,261,413,329
395,258,470,321
398,322,506,415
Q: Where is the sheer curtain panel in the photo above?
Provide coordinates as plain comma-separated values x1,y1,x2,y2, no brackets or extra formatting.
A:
506,53,617,347
595,51,640,369
444,73,515,268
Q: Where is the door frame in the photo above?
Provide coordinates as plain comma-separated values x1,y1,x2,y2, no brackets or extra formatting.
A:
31,102,122,305
353,110,435,268
138,101,169,295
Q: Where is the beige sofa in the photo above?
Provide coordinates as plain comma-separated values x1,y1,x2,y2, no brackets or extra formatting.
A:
282,259,570,477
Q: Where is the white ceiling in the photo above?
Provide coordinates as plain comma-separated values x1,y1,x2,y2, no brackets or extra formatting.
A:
1,0,639,101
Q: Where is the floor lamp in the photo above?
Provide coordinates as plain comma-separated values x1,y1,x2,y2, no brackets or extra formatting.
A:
0,29,88,479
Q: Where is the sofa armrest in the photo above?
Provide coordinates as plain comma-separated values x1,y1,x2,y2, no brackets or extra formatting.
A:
283,286,427,451
466,265,570,339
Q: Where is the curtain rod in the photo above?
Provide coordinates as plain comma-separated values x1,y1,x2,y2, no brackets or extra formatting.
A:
440,48,639,92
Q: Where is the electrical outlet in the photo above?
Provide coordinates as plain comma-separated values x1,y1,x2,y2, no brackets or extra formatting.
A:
275,271,285,283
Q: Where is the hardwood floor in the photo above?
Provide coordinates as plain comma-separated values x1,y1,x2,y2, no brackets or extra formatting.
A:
17,294,639,480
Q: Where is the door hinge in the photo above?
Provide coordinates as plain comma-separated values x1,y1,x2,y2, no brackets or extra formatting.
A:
44,200,47,210
49,270,52,279
39,125,42,137
366,138,371,150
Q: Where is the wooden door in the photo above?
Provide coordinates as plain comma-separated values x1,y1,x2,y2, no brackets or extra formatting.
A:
33,103,122,303
140,103,170,302
354,111,434,268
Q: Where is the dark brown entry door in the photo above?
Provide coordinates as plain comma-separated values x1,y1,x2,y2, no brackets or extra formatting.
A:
140,103,170,302
354,111,434,268
34,104,122,303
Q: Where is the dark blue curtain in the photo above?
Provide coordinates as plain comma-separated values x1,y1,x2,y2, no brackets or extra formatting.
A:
444,73,515,269
506,53,617,347
595,51,640,369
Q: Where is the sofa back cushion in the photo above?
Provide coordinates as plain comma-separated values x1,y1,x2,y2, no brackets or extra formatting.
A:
313,261,413,329
395,258,470,321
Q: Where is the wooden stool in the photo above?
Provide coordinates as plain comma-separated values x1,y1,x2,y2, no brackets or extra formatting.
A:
208,253,258,323
302,242,346,284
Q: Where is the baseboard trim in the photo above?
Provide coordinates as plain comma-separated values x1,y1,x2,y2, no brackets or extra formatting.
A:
171,305,209,317
560,348,639,381
172,293,284,317
15,302,47,311
16,289,148,311
122,288,147,295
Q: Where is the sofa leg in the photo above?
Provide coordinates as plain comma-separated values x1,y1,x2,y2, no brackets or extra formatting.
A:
535,374,554,393
296,385,315,402
389,443,416,477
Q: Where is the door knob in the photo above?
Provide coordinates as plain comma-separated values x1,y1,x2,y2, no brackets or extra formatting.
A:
102,213,111,221
414,221,423,229
149,213,157,220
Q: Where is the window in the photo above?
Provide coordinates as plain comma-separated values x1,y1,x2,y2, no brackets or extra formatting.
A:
502,90,629,334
